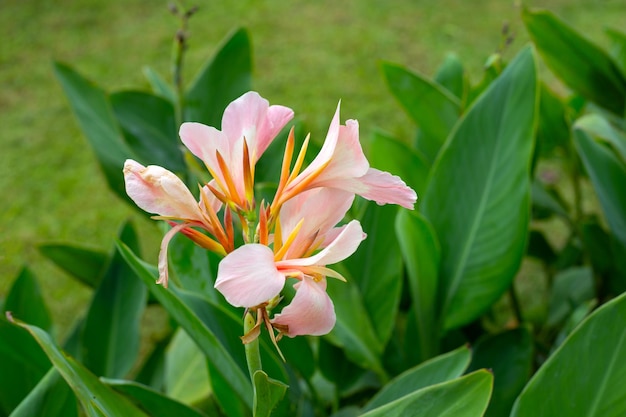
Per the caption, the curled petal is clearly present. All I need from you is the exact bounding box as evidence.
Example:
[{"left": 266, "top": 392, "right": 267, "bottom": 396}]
[
  {"left": 271, "top": 277, "right": 335, "bottom": 337},
  {"left": 123, "top": 159, "right": 203, "bottom": 221},
  {"left": 157, "top": 223, "right": 189, "bottom": 287},
  {"left": 215, "top": 244, "right": 285, "bottom": 308}
]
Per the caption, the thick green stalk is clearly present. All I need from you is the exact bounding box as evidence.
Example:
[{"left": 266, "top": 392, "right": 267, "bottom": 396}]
[{"left": 244, "top": 312, "right": 262, "bottom": 381}]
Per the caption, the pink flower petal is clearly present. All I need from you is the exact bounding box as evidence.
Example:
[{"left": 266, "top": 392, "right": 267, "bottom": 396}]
[
  {"left": 123, "top": 159, "right": 203, "bottom": 221},
  {"left": 215, "top": 244, "right": 285, "bottom": 308},
  {"left": 179, "top": 122, "right": 229, "bottom": 176},
  {"left": 271, "top": 277, "right": 335, "bottom": 337}
]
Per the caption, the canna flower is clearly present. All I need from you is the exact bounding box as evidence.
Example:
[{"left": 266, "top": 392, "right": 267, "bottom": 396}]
[{"left": 180, "top": 91, "right": 293, "bottom": 212}]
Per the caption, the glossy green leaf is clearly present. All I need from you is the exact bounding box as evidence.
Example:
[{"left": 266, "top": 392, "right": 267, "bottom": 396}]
[
  {"left": 0, "top": 318, "right": 50, "bottom": 416},
  {"left": 467, "top": 328, "right": 533, "bottom": 417},
  {"left": 362, "top": 370, "right": 492, "bottom": 417},
  {"left": 103, "top": 378, "right": 208, "bottom": 417},
  {"left": 547, "top": 266, "right": 594, "bottom": 327},
  {"left": 343, "top": 204, "right": 403, "bottom": 346},
  {"left": 252, "top": 371, "right": 288, "bottom": 417},
  {"left": 38, "top": 244, "right": 108, "bottom": 288},
  {"left": 574, "top": 117, "right": 626, "bottom": 246},
  {"left": 395, "top": 210, "right": 440, "bottom": 362},
  {"left": 367, "top": 130, "right": 429, "bottom": 198},
  {"left": 116, "top": 242, "right": 253, "bottom": 410},
  {"left": 363, "top": 344, "right": 471, "bottom": 412},
  {"left": 422, "top": 46, "right": 538, "bottom": 330},
  {"left": 143, "top": 66, "right": 176, "bottom": 104},
  {"left": 53, "top": 62, "right": 134, "bottom": 200},
  {"left": 184, "top": 28, "right": 252, "bottom": 126},
  {"left": 381, "top": 61, "right": 461, "bottom": 162},
  {"left": 5, "top": 268, "right": 51, "bottom": 332},
  {"left": 111, "top": 91, "right": 185, "bottom": 173},
  {"left": 434, "top": 53, "right": 467, "bottom": 103},
  {"left": 467, "top": 53, "right": 502, "bottom": 105},
  {"left": 522, "top": 8, "right": 626, "bottom": 115},
  {"left": 7, "top": 319, "right": 148, "bottom": 417},
  {"left": 9, "top": 368, "right": 77, "bottom": 417},
  {"left": 511, "top": 292, "right": 626, "bottom": 416},
  {"left": 165, "top": 329, "right": 211, "bottom": 405},
  {"left": 81, "top": 222, "right": 147, "bottom": 379}
]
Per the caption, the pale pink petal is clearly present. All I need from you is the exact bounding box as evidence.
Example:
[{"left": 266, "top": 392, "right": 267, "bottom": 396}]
[
  {"left": 157, "top": 223, "right": 189, "bottom": 287},
  {"left": 123, "top": 159, "right": 203, "bottom": 221},
  {"left": 325, "top": 168, "right": 417, "bottom": 210},
  {"left": 255, "top": 104, "right": 294, "bottom": 159},
  {"left": 271, "top": 277, "right": 335, "bottom": 337},
  {"left": 276, "top": 220, "right": 366, "bottom": 269},
  {"left": 215, "top": 244, "right": 285, "bottom": 308},
  {"left": 179, "top": 122, "right": 230, "bottom": 176}
]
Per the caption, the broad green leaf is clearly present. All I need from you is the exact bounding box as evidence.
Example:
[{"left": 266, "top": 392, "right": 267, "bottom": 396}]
[
  {"left": 5, "top": 268, "right": 51, "bottom": 332},
  {"left": 511, "top": 292, "right": 626, "bottom": 417},
  {"left": 574, "top": 117, "right": 626, "bottom": 246},
  {"left": 184, "top": 28, "right": 252, "bottom": 126},
  {"left": 551, "top": 299, "right": 597, "bottom": 351},
  {"left": 522, "top": 8, "right": 626, "bottom": 115},
  {"left": 363, "top": 344, "right": 471, "bottom": 412},
  {"left": 81, "top": 222, "right": 147, "bottom": 379},
  {"left": 395, "top": 211, "right": 440, "bottom": 362},
  {"left": 367, "top": 130, "right": 429, "bottom": 198},
  {"left": 103, "top": 378, "right": 208, "bottom": 417},
  {"left": 574, "top": 113, "right": 626, "bottom": 166},
  {"left": 53, "top": 62, "right": 135, "bottom": 200},
  {"left": 362, "top": 370, "right": 492, "bottom": 417},
  {"left": 143, "top": 66, "right": 176, "bottom": 104},
  {"left": 111, "top": 91, "right": 185, "bottom": 173},
  {"left": 342, "top": 204, "right": 403, "bottom": 346},
  {"left": 467, "top": 53, "right": 502, "bottom": 105},
  {"left": 0, "top": 318, "right": 50, "bottom": 416},
  {"left": 7, "top": 319, "right": 148, "bottom": 417},
  {"left": 434, "top": 53, "right": 467, "bottom": 103},
  {"left": 165, "top": 329, "right": 211, "bottom": 405},
  {"left": 381, "top": 61, "right": 461, "bottom": 162},
  {"left": 467, "top": 328, "right": 533, "bottom": 417},
  {"left": 38, "top": 244, "right": 108, "bottom": 288},
  {"left": 547, "top": 266, "right": 594, "bottom": 327},
  {"left": 116, "top": 242, "right": 253, "bottom": 410},
  {"left": 9, "top": 368, "right": 77, "bottom": 417},
  {"left": 607, "top": 28, "right": 626, "bottom": 77},
  {"left": 536, "top": 83, "right": 570, "bottom": 158},
  {"left": 252, "top": 371, "right": 288, "bottom": 417},
  {"left": 318, "top": 339, "right": 378, "bottom": 398},
  {"left": 422, "top": 46, "right": 538, "bottom": 330},
  {"left": 134, "top": 335, "right": 169, "bottom": 392}
]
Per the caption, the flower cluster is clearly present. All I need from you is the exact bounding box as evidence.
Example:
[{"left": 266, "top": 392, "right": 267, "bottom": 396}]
[{"left": 123, "top": 92, "right": 416, "bottom": 344}]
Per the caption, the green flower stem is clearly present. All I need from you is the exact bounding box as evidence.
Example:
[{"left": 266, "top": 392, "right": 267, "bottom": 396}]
[{"left": 244, "top": 312, "right": 262, "bottom": 381}]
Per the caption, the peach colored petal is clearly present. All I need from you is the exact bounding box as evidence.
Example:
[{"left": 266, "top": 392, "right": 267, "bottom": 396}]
[
  {"left": 123, "top": 159, "right": 203, "bottom": 221},
  {"left": 179, "top": 122, "right": 229, "bottom": 176},
  {"left": 215, "top": 244, "right": 285, "bottom": 308},
  {"left": 271, "top": 277, "right": 335, "bottom": 337}
]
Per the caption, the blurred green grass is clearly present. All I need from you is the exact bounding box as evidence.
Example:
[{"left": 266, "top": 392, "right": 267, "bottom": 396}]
[{"left": 2, "top": 0, "right": 625, "bottom": 338}]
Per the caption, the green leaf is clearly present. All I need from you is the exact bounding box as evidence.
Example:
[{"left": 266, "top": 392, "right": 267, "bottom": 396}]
[
  {"left": 7, "top": 319, "right": 148, "bottom": 417},
  {"left": 9, "top": 368, "right": 78, "bottom": 417},
  {"left": 395, "top": 211, "right": 441, "bottom": 362},
  {"left": 81, "top": 222, "right": 147, "bottom": 379},
  {"left": 421, "top": 46, "right": 538, "bottom": 330},
  {"left": 574, "top": 113, "right": 626, "bottom": 166},
  {"left": 38, "top": 244, "right": 108, "bottom": 288},
  {"left": 0, "top": 318, "right": 50, "bottom": 416},
  {"left": 547, "top": 266, "right": 595, "bottom": 327},
  {"left": 367, "top": 130, "right": 429, "bottom": 198},
  {"left": 434, "top": 53, "right": 468, "bottom": 103},
  {"left": 252, "top": 371, "right": 288, "bottom": 417},
  {"left": 607, "top": 28, "right": 626, "bottom": 77},
  {"left": 110, "top": 91, "right": 185, "bottom": 173},
  {"left": 343, "top": 204, "right": 403, "bottom": 347},
  {"left": 103, "top": 378, "right": 208, "bottom": 417},
  {"left": 5, "top": 267, "right": 52, "bottom": 332},
  {"left": 143, "top": 66, "right": 176, "bottom": 104},
  {"left": 184, "top": 28, "right": 252, "bottom": 126},
  {"left": 116, "top": 242, "right": 253, "bottom": 411},
  {"left": 522, "top": 8, "right": 626, "bottom": 115},
  {"left": 363, "top": 344, "right": 471, "bottom": 412},
  {"left": 467, "top": 328, "right": 533, "bottom": 417},
  {"left": 381, "top": 61, "right": 461, "bottom": 162},
  {"left": 362, "top": 370, "right": 492, "bottom": 417},
  {"left": 530, "top": 180, "right": 570, "bottom": 221},
  {"left": 511, "top": 292, "right": 626, "bottom": 416},
  {"left": 536, "top": 83, "right": 570, "bottom": 157},
  {"left": 165, "top": 329, "right": 211, "bottom": 405},
  {"left": 53, "top": 62, "right": 135, "bottom": 200},
  {"left": 574, "top": 117, "right": 626, "bottom": 246}
]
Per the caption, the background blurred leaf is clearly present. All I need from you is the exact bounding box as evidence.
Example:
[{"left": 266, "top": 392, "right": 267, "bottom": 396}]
[
  {"left": 421, "top": 46, "right": 538, "bottom": 330},
  {"left": 184, "top": 28, "right": 252, "bottom": 126},
  {"left": 535, "top": 83, "right": 570, "bottom": 158},
  {"left": 9, "top": 368, "right": 77, "bottom": 417},
  {"left": 511, "top": 292, "right": 626, "bottom": 417},
  {"left": 607, "top": 28, "right": 626, "bottom": 76},
  {"left": 547, "top": 266, "right": 594, "bottom": 327},
  {"left": 523, "top": 8, "right": 626, "bottom": 115},
  {"left": 53, "top": 62, "right": 135, "bottom": 201},
  {"left": 434, "top": 54, "right": 467, "bottom": 103},
  {"left": 38, "top": 244, "right": 108, "bottom": 288},
  {"left": 81, "top": 222, "right": 147, "bottom": 379},
  {"left": 143, "top": 66, "right": 176, "bottom": 104},
  {"left": 4, "top": 267, "right": 52, "bottom": 333}
]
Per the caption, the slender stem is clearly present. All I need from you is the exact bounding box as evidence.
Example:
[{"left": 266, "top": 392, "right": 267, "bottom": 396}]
[{"left": 244, "top": 312, "right": 262, "bottom": 381}]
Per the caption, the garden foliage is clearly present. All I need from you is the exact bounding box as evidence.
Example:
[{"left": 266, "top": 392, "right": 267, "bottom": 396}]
[{"left": 2, "top": 7, "right": 626, "bottom": 417}]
